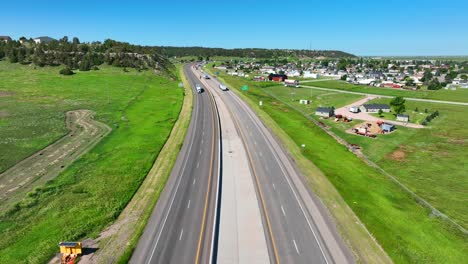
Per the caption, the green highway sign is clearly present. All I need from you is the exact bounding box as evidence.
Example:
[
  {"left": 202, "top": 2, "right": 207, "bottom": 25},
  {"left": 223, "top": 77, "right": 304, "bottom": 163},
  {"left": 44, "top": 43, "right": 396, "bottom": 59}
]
[{"left": 242, "top": 85, "right": 248, "bottom": 91}]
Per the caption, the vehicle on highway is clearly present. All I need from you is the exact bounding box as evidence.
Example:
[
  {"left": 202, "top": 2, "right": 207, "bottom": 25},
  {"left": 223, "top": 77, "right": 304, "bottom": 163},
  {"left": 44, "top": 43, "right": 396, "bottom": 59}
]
[
  {"left": 284, "top": 79, "right": 299, "bottom": 87},
  {"left": 195, "top": 83, "right": 203, "bottom": 93},
  {"left": 204, "top": 74, "right": 210, "bottom": 79},
  {"left": 219, "top": 84, "right": 228, "bottom": 91}
]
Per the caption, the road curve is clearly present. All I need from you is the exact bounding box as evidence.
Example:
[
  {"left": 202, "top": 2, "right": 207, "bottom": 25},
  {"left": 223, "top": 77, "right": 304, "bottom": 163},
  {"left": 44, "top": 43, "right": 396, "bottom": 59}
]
[
  {"left": 130, "top": 64, "right": 220, "bottom": 264},
  {"left": 199, "top": 70, "right": 355, "bottom": 264}
]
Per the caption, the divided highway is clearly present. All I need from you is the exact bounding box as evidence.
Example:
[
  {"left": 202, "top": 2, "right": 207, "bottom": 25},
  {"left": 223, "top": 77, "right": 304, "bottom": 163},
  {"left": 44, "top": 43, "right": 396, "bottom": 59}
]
[
  {"left": 130, "top": 64, "right": 220, "bottom": 264},
  {"left": 197, "top": 69, "right": 355, "bottom": 264},
  {"left": 131, "top": 64, "right": 354, "bottom": 264}
]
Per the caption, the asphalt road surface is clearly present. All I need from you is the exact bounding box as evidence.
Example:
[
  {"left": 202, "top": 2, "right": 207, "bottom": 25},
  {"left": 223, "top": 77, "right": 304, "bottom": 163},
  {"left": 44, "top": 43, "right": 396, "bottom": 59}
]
[
  {"left": 130, "top": 64, "right": 220, "bottom": 264},
  {"left": 198, "top": 70, "right": 355, "bottom": 264}
]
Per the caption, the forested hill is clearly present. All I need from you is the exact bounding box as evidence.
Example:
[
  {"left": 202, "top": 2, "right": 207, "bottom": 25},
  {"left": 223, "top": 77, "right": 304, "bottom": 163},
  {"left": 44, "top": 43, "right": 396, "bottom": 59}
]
[
  {"left": 0, "top": 38, "right": 176, "bottom": 77},
  {"left": 156, "top": 46, "right": 356, "bottom": 59}
]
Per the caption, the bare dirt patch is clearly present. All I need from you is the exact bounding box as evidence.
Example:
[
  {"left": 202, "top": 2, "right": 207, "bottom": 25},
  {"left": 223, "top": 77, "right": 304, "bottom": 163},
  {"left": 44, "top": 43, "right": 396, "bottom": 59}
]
[
  {"left": 0, "top": 90, "right": 15, "bottom": 97},
  {"left": 0, "top": 109, "right": 111, "bottom": 212},
  {"left": 0, "top": 110, "right": 9, "bottom": 118},
  {"left": 389, "top": 148, "right": 406, "bottom": 162}
]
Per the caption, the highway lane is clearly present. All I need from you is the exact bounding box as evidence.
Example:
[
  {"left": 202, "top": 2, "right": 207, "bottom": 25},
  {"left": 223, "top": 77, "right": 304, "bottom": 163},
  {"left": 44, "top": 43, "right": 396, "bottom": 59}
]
[
  {"left": 198, "top": 70, "right": 355, "bottom": 264},
  {"left": 130, "top": 64, "right": 220, "bottom": 264}
]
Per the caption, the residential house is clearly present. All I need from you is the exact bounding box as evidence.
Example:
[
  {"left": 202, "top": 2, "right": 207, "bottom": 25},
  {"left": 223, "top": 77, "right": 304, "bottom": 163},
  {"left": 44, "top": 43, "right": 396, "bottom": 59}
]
[
  {"left": 33, "top": 36, "right": 56, "bottom": 44},
  {"left": 268, "top": 74, "right": 287, "bottom": 82},
  {"left": 260, "top": 66, "right": 276, "bottom": 74},
  {"left": 396, "top": 114, "right": 409, "bottom": 122},
  {"left": 0, "top": 36, "right": 12, "bottom": 42},
  {"left": 253, "top": 76, "right": 265, "bottom": 82},
  {"left": 287, "top": 70, "right": 301, "bottom": 77},
  {"left": 315, "top": 107, "right": 334, "bottom": 118},
  {"left": 380, "top": 123, "right": 395, "bottom": 133},
  {"left": 303, "top": 71, "right": 319, "bottom": 78},
  {"left": 360, "top": 104, "right": 391, "bottom": 113},
  {"left": 214, "top": 65, "right": 228, "bottom": 70}
]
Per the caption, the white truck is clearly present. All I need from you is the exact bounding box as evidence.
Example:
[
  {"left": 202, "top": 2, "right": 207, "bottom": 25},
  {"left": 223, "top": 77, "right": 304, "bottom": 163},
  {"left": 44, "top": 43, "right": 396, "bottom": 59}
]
[
  {"left": 219, "top": 84, "right": 228, "bottom": 91},
  {"left": 284, "top": 79, "right": 299, "bottom": 87},
  {"left": 195, "top": 83, "right": 203, "bottom": 93}
]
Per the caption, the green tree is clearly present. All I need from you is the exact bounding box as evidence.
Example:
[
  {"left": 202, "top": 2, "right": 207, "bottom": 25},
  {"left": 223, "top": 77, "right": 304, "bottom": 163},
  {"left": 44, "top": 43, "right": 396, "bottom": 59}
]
[
  {"left": 378, "top": 109, "right": 383, "bottom": 117},
  {"left": 8, "top": 49, "right": 18, "bottom": 63},
  {"left": 390, "top": 96, "right": 406, "bottom": 114},
  {"left": 427, "top": 79, "right": 441, "bottom": 90}
]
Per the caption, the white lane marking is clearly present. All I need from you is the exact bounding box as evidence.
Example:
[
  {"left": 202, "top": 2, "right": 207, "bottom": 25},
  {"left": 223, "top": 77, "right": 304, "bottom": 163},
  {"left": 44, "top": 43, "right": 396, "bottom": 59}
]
[
  {"left": 193, "top": 178, "right": 196, "bottom": 185},
  {"left": 228, "top": 88, "right": 330, "bottom": 264},
  {"left": 254, "top": 141, "right": 257, "bottom": 145},
  {"left": 147, "top": 75, "right": 200, "bottom": 263},
  {"left": 197, "top": 162, "right": 200, "bottom": 168},
  {"left": 203, "top": 131, "right": 205, "bottom": 136},
  {"left": 179, "top": 229, "right": 184, "bottom": 240},
  {"left": 281, "top": 205, "right": 286, "bottom": 216},
  {"left": 293, "top": 239, "right": 300, "bottom": 254},
  {"left": 200, "top": 149, "right": 202, "bottom": 155},
  {"left": 201, "top": 139, "right": 204, "bottom": 144},
  {"left": 259, "top": 152, "right": 263, "bottom": 157},
  {"left": 187, "top": 200, "right": 191, "bottom": 208},
  {"left": 272, "top": 183, "right": 276, "bottom": 190}
]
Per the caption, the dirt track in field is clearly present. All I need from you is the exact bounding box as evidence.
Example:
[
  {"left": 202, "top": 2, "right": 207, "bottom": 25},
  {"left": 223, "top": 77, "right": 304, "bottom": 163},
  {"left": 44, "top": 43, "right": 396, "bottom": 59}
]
[{"left": 0, "top": 110, "right": 111, "bottom": 212}]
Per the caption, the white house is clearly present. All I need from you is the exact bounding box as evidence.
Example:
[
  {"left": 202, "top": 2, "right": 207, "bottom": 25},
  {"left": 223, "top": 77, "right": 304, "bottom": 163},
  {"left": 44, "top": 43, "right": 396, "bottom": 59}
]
[
  {"left": 396, "top": 114, "right": 409, "bottom": 122},
  {"left": 287, "top": 70, "right": 301, "bottom": 77},
  {"left": 303, "top": 71, "right": 319, "bottom": 78},
  {"left": 33, "top": 36, "right": 56, "bottom": 44}
]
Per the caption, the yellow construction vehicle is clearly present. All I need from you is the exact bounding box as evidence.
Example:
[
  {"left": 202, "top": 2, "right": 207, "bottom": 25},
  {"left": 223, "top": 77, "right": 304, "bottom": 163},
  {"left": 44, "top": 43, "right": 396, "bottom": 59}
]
[{"left": 59, "top": 241, "right": 82, "bottom": 264}]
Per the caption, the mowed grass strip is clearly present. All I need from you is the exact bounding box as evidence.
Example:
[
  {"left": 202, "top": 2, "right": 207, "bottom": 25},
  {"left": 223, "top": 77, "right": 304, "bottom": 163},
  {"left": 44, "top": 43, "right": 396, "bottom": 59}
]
[
  {"left": 208, "top": 70, "right": 467, "bottom": 263},
  {"left": 0, "top": 62, "right": 183, "bottom": 263},
  {"left": 309, "top": 80, "right": 468, "bottom": 103}
]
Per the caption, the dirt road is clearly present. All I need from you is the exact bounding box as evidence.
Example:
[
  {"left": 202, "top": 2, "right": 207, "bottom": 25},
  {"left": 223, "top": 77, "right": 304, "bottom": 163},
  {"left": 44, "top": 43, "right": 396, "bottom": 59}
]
[{"left": 0, "top": 110, "right": 111, "bottom": 212}]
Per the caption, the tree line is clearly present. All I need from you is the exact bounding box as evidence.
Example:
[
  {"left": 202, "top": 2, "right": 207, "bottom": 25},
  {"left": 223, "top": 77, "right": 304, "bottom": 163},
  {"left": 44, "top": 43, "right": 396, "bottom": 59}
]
[{"left": 0, "top": 37, "right": 175, "bottom": 77}]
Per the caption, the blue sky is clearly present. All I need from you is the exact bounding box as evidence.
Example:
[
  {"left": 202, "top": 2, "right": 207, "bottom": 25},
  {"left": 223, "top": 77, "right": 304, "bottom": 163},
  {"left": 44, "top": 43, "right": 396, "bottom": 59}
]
[{"left": 2, "top": 0, "right": 467, "bottom": 56}]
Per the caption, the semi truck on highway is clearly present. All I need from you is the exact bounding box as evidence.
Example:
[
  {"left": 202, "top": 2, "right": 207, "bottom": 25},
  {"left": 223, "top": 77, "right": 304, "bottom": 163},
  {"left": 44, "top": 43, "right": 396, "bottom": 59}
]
[
  {"left": 284, "top": 79, "right": 299, "bottom": 87},
  {"left": 196, "top": 83, "right": 203, "bottom": 93},
  {"left": 219, "top": 84, "right": 228, "bottom": 91}
]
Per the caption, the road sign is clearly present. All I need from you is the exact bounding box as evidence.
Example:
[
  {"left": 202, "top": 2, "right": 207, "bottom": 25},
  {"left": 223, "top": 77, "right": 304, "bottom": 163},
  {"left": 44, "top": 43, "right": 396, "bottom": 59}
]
[
  {"left": 242, "top": 85, "right": 248, "bottom": 91},
  {"left": 259, "top": 101, "right": 263, "bottom": 106}
]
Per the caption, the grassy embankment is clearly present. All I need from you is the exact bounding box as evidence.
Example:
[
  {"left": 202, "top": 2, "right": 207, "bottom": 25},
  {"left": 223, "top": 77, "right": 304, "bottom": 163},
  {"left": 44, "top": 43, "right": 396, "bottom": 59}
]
[
  {"left": 0, "top": 61, "right": 183, "bottom": 263},
  {"left": 261, "top": 82, "right": 468, "bottom": 230},
  {"left": 308, "top": 80, "right": 468, "bottom": 103},
  {"left": 113, "top": 65, "right": 193, "bottom": 263},
  {"left": 206, "top": 68, "right": 467, "bottom": 263}
]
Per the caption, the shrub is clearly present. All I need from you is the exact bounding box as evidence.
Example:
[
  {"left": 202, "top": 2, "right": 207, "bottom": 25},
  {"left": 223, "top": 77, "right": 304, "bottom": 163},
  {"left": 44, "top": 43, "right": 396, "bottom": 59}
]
[{"left": 59, "top": 67, "right": 74, "bottom": 75}]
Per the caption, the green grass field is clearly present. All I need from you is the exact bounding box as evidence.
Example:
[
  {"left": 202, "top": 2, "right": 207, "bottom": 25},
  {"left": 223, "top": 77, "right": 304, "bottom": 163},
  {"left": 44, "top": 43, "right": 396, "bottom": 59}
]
[
  {"left": 308, "top": 80, "right": 468, "bottom": 103},
  {"left": 324, "top": 97, "right": 468, "bottom": 228},
  {"left": 262, "top": 84, "right": 364, "bottom": 112},
  {"left": 208, "top": 69, "right": 468, "bottom": 263},
  {"left": 0, "top": 61, "right": 183, "bottom": 263}
]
